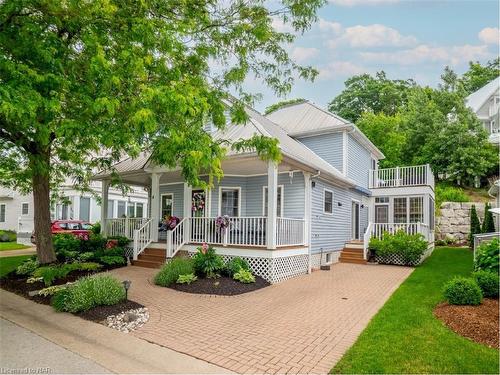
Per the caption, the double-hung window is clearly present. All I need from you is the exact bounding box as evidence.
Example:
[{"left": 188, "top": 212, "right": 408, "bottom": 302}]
[
  {"left": 0, "top": 204, "right": 5, "bottom": 222},
  {"left": 393, "top": 197, "right": 407, "bottom": 223},
  {"left": 220, "top": 188, "right": 240, "bottom": 217},
  {"left": 21, "top": 203, "right": 29, "bottom": 215},
  {"left": 324, "top": 189, "right": 333, "bottom": 214},
  {"left": 161, "top": 194, "right": 173, "bottom": 218},
  {"left": 409, "top": 197, "right": 424, "bottom": 223}
]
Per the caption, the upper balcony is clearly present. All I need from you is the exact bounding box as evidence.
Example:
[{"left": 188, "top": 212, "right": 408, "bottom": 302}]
[{"left": 369, "top": 164, "right": 434, "bottom": 190}]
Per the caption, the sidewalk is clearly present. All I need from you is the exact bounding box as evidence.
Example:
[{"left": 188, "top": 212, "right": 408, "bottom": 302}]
[
  {"left": 0, "top": 247, "right": 36, "bottom": 257},
  {"left": 0, "top": 290, "right": 231, "bottom": 374}
]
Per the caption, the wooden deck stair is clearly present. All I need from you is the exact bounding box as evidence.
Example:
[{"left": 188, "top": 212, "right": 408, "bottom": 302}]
[
  {"left": 131, "top": 247, "right": 166, "bottom": 269},
  {"left": 339, "top": 240, "right": 367, "bottom": 265}
]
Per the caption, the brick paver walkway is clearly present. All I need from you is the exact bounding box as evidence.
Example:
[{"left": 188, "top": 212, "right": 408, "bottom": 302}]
[{"left": 111, "top": 263, "right": 413, "bottom": 374}]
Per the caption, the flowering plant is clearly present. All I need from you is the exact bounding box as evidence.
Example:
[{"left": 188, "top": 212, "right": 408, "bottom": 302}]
[
  {"left": 106, "top": 239, "right": 118, "bottom": 249},
  {"left": 164, "top": 215, "right": 180, "bottom": 230},
  {"left": 215, "top": 215, "right": 230, "bottom": 231},
  {"left": 191, "top": 193, "right": 205, "bottom": 212}
]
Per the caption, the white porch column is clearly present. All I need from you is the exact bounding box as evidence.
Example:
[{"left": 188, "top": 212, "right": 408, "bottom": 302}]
[
  {"left": 266, "top": 161, "right": 278, "bottom": 249},
  {"left": 100, "top": 180, "right": 110, "bottom": 236},
  {"left": 303, "top": 172, "right": 312, "bottom": 273},
  {"left": 183, "top": 182, "right": 192, "bottom": 243},
  {"left": 150, "top": 173, "right": 161, "bottom": 242}
]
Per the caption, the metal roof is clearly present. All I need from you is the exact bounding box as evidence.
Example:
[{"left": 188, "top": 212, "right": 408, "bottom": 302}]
[
  {"left": 466, "top": 77, "right": 500, "bottom": 113},
  {"left": 266, "top": 101, "right": 384, "bottom": 159}
]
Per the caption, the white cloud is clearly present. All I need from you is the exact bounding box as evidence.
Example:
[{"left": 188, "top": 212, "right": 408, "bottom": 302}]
[
  {"left": 271, "top": 17, "right": 294, "bottom": 33},
  {"left": 328, "top": 24, "right": 417, "bottom": 48},
  {"left": 318, "top": 18, "right": 342, "bottom": 34},
  {"left": 318, "top": 61, "right": 367, "bottom": 80},
  {"left": 291, "top": 47, "right": 320, "bottom": 63},
  {"left": 360, "top": 44, "right": 491, "bottom": 66},
  {"left": 329, "top": 0, "right": 399, "bottom": 6},
  {"left": 478, "top": 27, "right": 500, "bottom": 44}
]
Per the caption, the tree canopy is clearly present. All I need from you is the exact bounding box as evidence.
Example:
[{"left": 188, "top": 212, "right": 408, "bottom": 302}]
[
  {"left": 0, "top": 0, "right": 325, "bottom": 263},
  {"left": 264, "top": 98, "right": 306, "bottom": 115}
]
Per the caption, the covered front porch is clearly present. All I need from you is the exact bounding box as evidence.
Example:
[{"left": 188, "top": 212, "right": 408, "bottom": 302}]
[{"left": 98, "top": 156, "right": 310, "bottom": 260}]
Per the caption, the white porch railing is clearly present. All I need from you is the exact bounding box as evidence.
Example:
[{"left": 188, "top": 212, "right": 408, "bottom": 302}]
[
  {"left": 363, "top": 222, "right": 373, "bottom": 260},
  {"left": 276, "top": 217, "right": 306, "bottom": 247},
  {"left": 369, "top": 164, "right": 434, "bottom": 189},
  {"left": 107, "top": 218, "right": 149, "bottom": 239},
  {"left": 133, "top": 219, "right": 152, "bottom": 260},
  {"left": 167, "top": 218, "right": 187, "bottom": 258}
]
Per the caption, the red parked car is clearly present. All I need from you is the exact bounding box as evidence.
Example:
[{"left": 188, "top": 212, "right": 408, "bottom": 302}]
[{"left": 31, "top": 220, "right": 93, "bottom": 243}]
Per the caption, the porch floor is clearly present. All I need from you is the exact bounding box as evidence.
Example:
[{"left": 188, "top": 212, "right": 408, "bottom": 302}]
[{"left": 109, "top": 263, "right": 413, "bottom": 374}]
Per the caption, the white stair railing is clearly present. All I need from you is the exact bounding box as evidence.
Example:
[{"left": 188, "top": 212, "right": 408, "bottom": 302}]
[
  {"left": 167, "top": 218, "right": 187, "bottom": 258},
  {"left": 132, "top": 219, "right": 153, "bottom": 260},
  {"left": 108, "top": 217, "right": 150, "bottom": 239},
  {"left": 363, "top": 222, "right": 373, "bottom": 260}
]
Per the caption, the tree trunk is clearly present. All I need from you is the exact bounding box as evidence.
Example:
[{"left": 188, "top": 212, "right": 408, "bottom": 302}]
[{"left": 32, "top": 151, "right": 56, "bottom": 264}]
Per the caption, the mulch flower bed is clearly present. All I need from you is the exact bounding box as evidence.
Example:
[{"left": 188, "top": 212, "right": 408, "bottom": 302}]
[
  {"left": 168, "top": 275, "right": 270, "bottom": 296},
  {"left": 77, "top": 300, "right": 144, "bottom": 322},
  {"left": 434, "top": 298, "right": 499, "bottom": 348}
]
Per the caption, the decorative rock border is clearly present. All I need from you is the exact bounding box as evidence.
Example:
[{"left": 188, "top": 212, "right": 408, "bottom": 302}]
[{"left": 106, "top": 307, "right": 149, "bottom": 333}]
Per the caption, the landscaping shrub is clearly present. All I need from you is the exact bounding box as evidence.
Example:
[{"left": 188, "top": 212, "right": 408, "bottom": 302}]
[
  {"left": 107, "top": 236, "right": 130, "bottom": 247},
  {"left": 473, "top": 270, "right": 499, "bottom": 298},
  {"left": 369, "top": 230, "right": 428, "bottom": 265},
  {"left": 468, "top": 205, "right": 481, "bottom": 247},
  {"left": 52, "top": 275, "right": 125, "bottom": 313},
  {"left": 176, "top": 273, "right": 197, "bottom": 284},
  {"left": 192, "top": 243, "right": 224, "bottom": 278},
  {"left": 226, "top": 257, "right": 250, "bottom": 276},
  {"left": 33, "top": 262, "right": 102, "bottom": 286},
  {"left": 91, "top": 222, "right": 101, "bottom": 235},
  {"left": 53, "top": 233, "right": 81, "bottom": 253},
  {"left": 474, "top": 237, "right": 499, "bottom": 274},
  {"left": 98, "top": 255, "right": 126, "bottom": 266},
  {"left": 80, "top": 234, "right": 107, "bottom": 252},
  {"left": 38, "top": 285, "right": 68, "bottom": 297},
  {"left": 0, "top": 230, "right": 16, "bottom": 242},
  {"left": 16, "top": 259, "right": 39, "bottom": 276},
  {"left": 154, "top": 258, "right": 194, "bottom": 287},
  {"left": 233, "top": 269, "right": 255, "bottom": 283},
  {"left": 435, "top": 183, "right": 468, "bottom": 209},
  {"left": 481, "top": 202, "right": 496, "bottom": 233},
  {"left": 77, "top": 252, "right": 95, "bottom": 262},
  {"left": 443, "top": 277, "right": 482, "bottom": 305}
]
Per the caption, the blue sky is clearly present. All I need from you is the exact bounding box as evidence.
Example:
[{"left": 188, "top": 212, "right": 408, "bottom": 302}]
[{"left": 250, "top": 0, "right": 499, "bottom": 112}]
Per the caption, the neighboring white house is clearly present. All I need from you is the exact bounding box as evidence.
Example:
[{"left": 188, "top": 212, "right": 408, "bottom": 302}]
[
  {"left": 93, "top": 100, "right": 435, "bottom": 283},
  {"left": 466, "top": 76, "right": 500, "bottom": 145},
  {"left": 0, "top": 181, "right": 148, "bottom": 241}
]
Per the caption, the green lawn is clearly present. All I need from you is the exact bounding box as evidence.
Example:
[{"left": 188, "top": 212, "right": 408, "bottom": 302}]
[
  {"left": 0, "top": 255, "right": 31, "bottom": 277},
  {"left": 0, "top": 242, "right": 30, "bottom": 251},
  {"left": 332, "top": 247, "right": 499, "bottom": 374}
]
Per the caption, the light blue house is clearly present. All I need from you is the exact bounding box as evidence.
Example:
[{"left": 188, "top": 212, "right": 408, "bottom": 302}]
[{"left": 95, "top": 101, "right": 435, "bottom": 283}]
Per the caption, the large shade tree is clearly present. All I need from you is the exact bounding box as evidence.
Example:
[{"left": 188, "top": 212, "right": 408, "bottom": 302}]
[{"left": 0, "top": 0, "right": 325, "bottom": 263}]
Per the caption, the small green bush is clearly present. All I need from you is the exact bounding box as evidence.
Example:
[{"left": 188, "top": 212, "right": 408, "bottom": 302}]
[
  {"left": 107, "top": 236, "right": 130, "bottom": 247},
  {"left": 80, "top": 234, "right": 107, "bottom": 252},
  {"left": 91, "top": 222, "right": 101, "bottom": 235},
  {"left": 53, "top": 233, "right": 81, "bottom": 253},
  {"left": 468, "top": 205, "right": 481, "bottom": 247},
  {"left": 233, "top": 269, "right": 255, "bottom": 283},
  {"left": 16, "top": 259, "right": 39, "bottom": 276},
  {"left": 154, "top": 258, "right": 194, "bottom": 287},
  {"left": 33, "top": 262, "right": 101, "bottom": 286},
  {"left": 0, "top": 230, "right": 16, "bottom": 242},
  {"left": 473, "top": 270, "right": 499, "bottom": 298},
  {"left": 78, "top": 252, "right": 95, "bottom": 262},
  {"left": 443, "top": 277, "right": 482, "bottom": 305},
  {"left": 226, "top": 257, "right": 250, "bottom": 276},
  {"left": 176, "top": 273, "right": 197, "bottom": 284},
  {"left": 52, "top": 275, "right": 125, "bottom": 313},
  {"left": 192, "top": 244, "right": 224, "bottom": 278},
  {"left": 474, "top": 237, "right": 499, "bottom": 274},
  {"left": 369, "top": 230, "right": 428, "bottom": 265},
  {"left": 98, "top": 255, "right": 126, "bottom": 266},
  {"left": 38, "top": 284, "right": 68, "bottom": 297},
  {"left": 435, "top": 183, "right": 468, "bottom": 209}
]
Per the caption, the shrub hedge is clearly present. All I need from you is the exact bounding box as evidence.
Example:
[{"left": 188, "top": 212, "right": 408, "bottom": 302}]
[
  {"left": 474, "top": 237, "right": 499, "bottom": 274},
  {"left": 154, "top": 258, "right": 194, "bottom": 287},
  {"left": 473, "top": 270, "right": 499, "bottom": 298},
  {"left": 443, "top": 277, "right": 482, "bottom": 305},
  {"left": 369, "top": 230, "right": 428, "bottom": 265}
]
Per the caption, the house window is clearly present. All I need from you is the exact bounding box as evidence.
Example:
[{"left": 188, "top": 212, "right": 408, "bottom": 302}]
[
  {"left": 127, "top": 202, "right": 135, "bottom": 218},
  {"left": 136, "top": 203, "right": 144, "bottom": 218},
  {"left": 375, "top": 197, "right": 389, "bottom": 203},
  {"left": 263, "top": 186, "right": 283, "bottom": 217},
  {"left": 429, "top": 197, "right": 435, "bottom": 230},
  {"left": 117, "top": 201, "right": 126, "bottom": 218},
  {"left": 21, "top": 203, "right": 29, "bottom": 215},
  {"left": 107, "top": 199, "right": 114, "bottom": 218},
  {"left": 409, "top": 197, "right": 424, "bottom": 223},
  {"left": 0, "top": 204, "right": 5, "bottom": 222},
  {"left": 79, "top": 197, "right": 90, "bottom": 221},
  {"left": 393, "top": 197, "right": 407, "bottom": 223},
  {"left": 371, "top": 158, "right": 377, "bottom": 170},
  {"left": 56, "top": 203, "right": 69, "bottom": 220},
  {"left": 220, "top": 188, "right": 240, "bottom": 216},
  {"left": 324, "top": 189, "right": 333, "bottom": 214},
  {"left": 161, "top": 194, "right": 173, "bottom": 219}
]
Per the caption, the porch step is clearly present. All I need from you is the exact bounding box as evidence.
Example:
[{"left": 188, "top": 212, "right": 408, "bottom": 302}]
[
  {"left": 131, "top": 259, "right": 163, "bottom": 269},
  {"left": 142, "top": 248, "right": 166, "bottom": 256},
  {"left": 339, "top": 243, "right": 367, "bottom": 265},
  {"left": 138, "top": 254, "right": 165, "bottom": 262}
]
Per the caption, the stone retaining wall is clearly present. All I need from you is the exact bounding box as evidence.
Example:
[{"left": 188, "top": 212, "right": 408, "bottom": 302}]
[{"left": 436, "top": 202, "right": 496, "bottom": 242}]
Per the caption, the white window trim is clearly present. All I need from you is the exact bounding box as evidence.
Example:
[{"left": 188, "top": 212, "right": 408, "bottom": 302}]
[
  {"left": 218, "top": 186, "right": 241, "bottom": 217},
  {"left": 160, "top": 193, "right": 174, "bottom": 218},
  {"left": 323, "top": 188, "right": 334, "bottom": 215},
  {"left": 262, "top": 185, "right": 284, "bottom": 217},
  {"left": 21, "top": 202, "right": 29, "bottom": 216},
  {"left": 0, "top": 204, "right": 5, "bottom": 222},
  {"left": 78, "top": 196, "right": 91, "bottom": 222},
  {"left": 351, "top": 198, "right": 361, "bottom": 240}
]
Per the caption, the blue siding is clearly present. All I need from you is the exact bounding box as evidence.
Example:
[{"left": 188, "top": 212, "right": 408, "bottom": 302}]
[
  {"left": 159, "top": 183, "right": 184, "bottom": 218},
  {"left": 210, "top": 176, "right": 248, "bottom": 217},
  {"left": 296, "top": 133, "right": 343, "bottom": 171},
  {"left": 347, "top": 134, "right": 371, "bottom": 188},
  {"left": 310, "top": 178, "right": 369, "bottom": 254}
]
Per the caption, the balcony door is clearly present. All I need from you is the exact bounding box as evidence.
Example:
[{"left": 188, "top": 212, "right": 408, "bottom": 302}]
[{"left": 351, "top": 201, "right": 360, "bottom": 240}]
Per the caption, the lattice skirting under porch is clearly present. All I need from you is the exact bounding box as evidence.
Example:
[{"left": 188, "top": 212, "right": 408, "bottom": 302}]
[
  {"left": 186, "top": 251, "right": 309, "bottom": 284},
  {"left": 374, "top": 244, "right": 435, "bottom": 266}
]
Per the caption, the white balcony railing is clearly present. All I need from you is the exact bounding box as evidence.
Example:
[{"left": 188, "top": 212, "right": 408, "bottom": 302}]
[
  {"left": 369, "top": 164, "right": 434, "bottom": 189},
  {"left": 107, "top": 217, "right": 150, "bottom": 239},
  {"left": 277, "top": 217, "right": 306, "bottom": 247}
]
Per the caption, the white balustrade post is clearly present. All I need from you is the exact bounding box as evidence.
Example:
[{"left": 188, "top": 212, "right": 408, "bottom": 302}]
[
  {"left": 167, "top": 230, "right": 172, "bottom": 258},
  {"left": 303, "top": 172, "right": 312, "bottom": 264},
  {"left": 266, "top": 161, "right": 278, "bottom": 250},
  {"left": 100, "top": 180, "right": 110, "bottom": 236},
  {"left": 183, "top": 183, "right": 191, "bottom": 242},
  {"left": 125, "top": 217, "right": 130, "bottom": 239},
  {"left": 150, "top": 172, "right": 161, "bottom": 242},
  {"left": 133, "top": 229, "right": 139, "bottom": 260},
  {"left": 223, "top": 227, "right": 228, "bottom": 247},
  {"left": 396, "top": 167, "right": 400, "bottom": 187}
]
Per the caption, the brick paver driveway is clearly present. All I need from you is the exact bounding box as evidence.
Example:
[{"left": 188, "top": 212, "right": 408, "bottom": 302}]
[{"left": 111, "top": 263, "right": 412, "bottom": 374}]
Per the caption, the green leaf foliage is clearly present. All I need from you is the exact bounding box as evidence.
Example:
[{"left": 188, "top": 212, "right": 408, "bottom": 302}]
[
  {"left": 192, "top": 245, "right": 225, "bottom": 278},
  {"left": 468, "top": 205, "right": 482, "bottom": 247},
  {"left": 264, "top": 98, "right": 306, "bottom": 115},
  {"left": 233, "top": 269, "right": 255, "bottom": 283},
  {"left": 369, "top": 230, "right": 428, "bottom": 265},
  {"left": 481, "top": 202, "right": 496, "bottom": 233},
  {"left": 473, "top": 270, "right": 499, "bottom": 298},
  {"left": 474, "top": 237, "right": 499, "bottom": 274},
  {"left": 443, "top": 277, "right": 482, "bottom": 305},
  {"left": 176, "top": 273, "right": 198, "bottom": 285},
  {"left": 226, "top": 257, "right": 250, "bottom": 276},
  {"left": 154, "top": 258, "right": 194, "bottom": 287}
]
